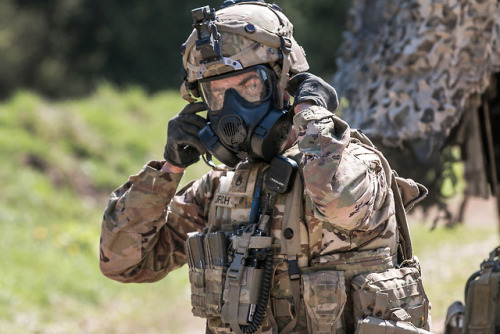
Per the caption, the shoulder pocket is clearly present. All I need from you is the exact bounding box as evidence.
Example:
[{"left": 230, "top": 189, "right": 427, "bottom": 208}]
[{"left": 395, "top": 176, "right": 428, "bottom": 212}]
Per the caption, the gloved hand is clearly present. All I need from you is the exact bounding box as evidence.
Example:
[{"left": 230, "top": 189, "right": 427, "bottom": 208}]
[
  {"left": 163, "top": 102, "right": 208, "bottom": 168},
  {"left": 286, "top": 72, "right": 339, "bottom": 112}
]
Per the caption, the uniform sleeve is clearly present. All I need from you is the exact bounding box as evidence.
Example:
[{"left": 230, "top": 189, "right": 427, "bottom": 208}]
[
  {"left": 99, "top": 160, "right": 202, "bottom": 283},
  {"left": 293, "top": 106, "right": 390, "bottom": 231}
]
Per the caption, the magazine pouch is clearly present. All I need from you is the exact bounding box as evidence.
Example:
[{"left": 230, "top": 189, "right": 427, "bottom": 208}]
[
  {"left": 204, "top": 231, "right": 228, "bottom": 317},
  {"left": 185, "top": 232, "right": 207, "bottom": 318}
]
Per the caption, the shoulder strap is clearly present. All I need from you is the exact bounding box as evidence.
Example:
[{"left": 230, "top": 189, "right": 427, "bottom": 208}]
[
  {"left": 281, "top": 174, "right": 304, "bottom": 260},
  {"left": 279, "top": 173, "right": 304, "bottom": 334}
]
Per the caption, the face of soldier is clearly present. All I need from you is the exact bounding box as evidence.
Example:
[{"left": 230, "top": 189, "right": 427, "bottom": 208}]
[
  {"left": 200, "top": 66, "right": 272, "bottom": 112},
  {"left": 197, "top": 65, "right": 293, "bottom": 167}
]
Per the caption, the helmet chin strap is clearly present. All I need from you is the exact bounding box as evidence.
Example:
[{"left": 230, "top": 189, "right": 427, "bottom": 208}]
[{"left": 277, "top": 36, "right": 292, "bottom": 110}]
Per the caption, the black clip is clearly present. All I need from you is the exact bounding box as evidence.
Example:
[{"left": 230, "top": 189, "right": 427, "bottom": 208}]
[
  {"left": 280, "top": 36, "right": 292, "bottom": 54},
  {"left": 287, "top": 257, "right": 301, "bottom": 281}
]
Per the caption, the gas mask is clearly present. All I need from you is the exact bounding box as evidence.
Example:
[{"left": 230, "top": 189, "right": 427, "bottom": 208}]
[{"left": 198, "top": 65, "right": 291, "bottom": 167}]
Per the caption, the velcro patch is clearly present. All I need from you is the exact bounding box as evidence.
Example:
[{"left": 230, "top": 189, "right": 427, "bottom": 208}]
[{"left": 214, "top": 194, "right": 234, "bottom": 208}]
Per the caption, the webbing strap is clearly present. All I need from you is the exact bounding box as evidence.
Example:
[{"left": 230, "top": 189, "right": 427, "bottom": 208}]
[
  {"left": 276, "top": 36, "right": 292, "bottom": 110},
  {"left": 390, "top": 173, "right": 413, "bottom": 262},
  {"left": 226, "top": 227, "right": 254, "bottom": 334},
  {"left": 279, "top": 174, "right": 304, "bottom": 334},
  {"left": 227, "top": 285, "right": 244, "bottom": 334},
  {"left": 281, "top": 174, "right": 303, "bottom": 256}
]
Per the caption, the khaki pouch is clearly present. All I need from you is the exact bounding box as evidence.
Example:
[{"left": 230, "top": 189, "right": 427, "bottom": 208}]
[
  {"left": 355, "top": 316, "right": 433, "bottom": 334},
  {"left": 185, "top": 231, "right": 230, "bottom": 319},
  {"left": 302, "top": 270, "right": 347, "bottom": 334},
  {"left": 204, "top": 232, "right": 228, "bottom": 317},
  {"left": 185, "top": 233, "right": 207, "bottom": 318},
  {"left": 351, "top": 267, "right": 430, "bottom": 331},
  {"left": 220, "top": 234, "right": 272, "bottom": 327},
  {"left": 188, "top": 267, "right": 207, "bottom": 317}
]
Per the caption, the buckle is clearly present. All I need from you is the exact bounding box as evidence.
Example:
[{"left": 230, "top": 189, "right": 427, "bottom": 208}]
[
  {"left": 287, "top": 257, "right": 300, "bottom": 280},
  {"left": 280, "top": 37, "right": 292, "bottom": 53},
  {"left": 227, "top": 251, "right": 247, "bottom": 282}
]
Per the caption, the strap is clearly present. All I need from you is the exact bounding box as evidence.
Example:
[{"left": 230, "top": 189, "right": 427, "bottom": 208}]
[
  {"left": 373, "top": 293, "right": 389, "bottom": 319},
  {"left": 227, "top": 285, "right": 244, "bottom": 334},
  {"left": 391, "top": 172, "right": 413, "bottom": 262},
  {"left": 279, "top": 173, "right": 304, "bottom": 334},
  {"left": 276, "top": 36, "right": 292, "bottom": 110},
  {"left": 281, "top": 174, "right": 303, "bottom": 256},
  {"left": 394, "top": 176, "right": 428, "bottom": 212},
  {"left": 226, "top": 225, "right": 255, "bottom": 334}
]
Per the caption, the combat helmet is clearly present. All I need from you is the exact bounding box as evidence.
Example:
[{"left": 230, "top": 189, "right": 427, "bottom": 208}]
[{"left": 180, "top": 0, "right": 309, "bottom": 104}]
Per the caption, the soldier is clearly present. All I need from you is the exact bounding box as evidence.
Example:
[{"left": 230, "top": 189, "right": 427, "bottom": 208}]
[{"left": 99, "top": 1, "right": 431, "bottom": 333}]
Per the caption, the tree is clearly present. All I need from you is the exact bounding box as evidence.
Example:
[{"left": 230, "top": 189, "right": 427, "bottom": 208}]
[{"left": 0, "top": 0, "right": 350, "bottom": 99}]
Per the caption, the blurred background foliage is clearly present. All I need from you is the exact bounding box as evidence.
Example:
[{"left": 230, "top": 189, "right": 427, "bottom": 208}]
[{"left": 0, "top": 0, "right": 351, "bottom": 100}]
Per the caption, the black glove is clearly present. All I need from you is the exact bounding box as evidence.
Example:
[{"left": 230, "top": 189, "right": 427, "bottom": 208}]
[
  {"left": 164, "top": 102, "right": 208, "bottom": 168},
  {"left": 286, "top": 72, "right": 339, "bottom": 112}
]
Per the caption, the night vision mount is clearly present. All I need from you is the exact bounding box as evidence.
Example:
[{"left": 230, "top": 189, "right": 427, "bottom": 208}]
[
  {"left": 192, "top": 6, "right": 223, "bottom": 64},
  {"left": 191, "top": 0, "right": 268, "bottom": 63},
  {"left": 191, "top": 5, "right": 243, "bottom": 78}
]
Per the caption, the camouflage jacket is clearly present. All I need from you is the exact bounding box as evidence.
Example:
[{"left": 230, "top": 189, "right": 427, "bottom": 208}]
[{"left": 99, "top": 105, "right": 398, "bottom": 333}]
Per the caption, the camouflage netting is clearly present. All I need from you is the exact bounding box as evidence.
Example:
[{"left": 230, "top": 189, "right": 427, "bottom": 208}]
[{"left": 333, "top": 0, "right": 500, "bottom": 225}]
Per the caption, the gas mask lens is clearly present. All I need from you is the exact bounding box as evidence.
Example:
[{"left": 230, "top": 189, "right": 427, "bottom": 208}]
[
  {"left": 199, "top": 66, "right": 272, "bottom": 111},
  {"left": 197, "top": 64, "right": 290, "bottom": 167}
]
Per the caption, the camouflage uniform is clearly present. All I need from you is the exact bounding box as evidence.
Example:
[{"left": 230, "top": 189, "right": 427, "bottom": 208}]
[
  {"left": 100, "top": 105, "right": 399, "bottom": 333},
  {"left": 100, "top": 2, "right": 431, "bottom": 333}
]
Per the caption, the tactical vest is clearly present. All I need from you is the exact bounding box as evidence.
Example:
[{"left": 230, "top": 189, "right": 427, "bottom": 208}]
[{"left": 185, "top": 130, "right": 432, "bottom": 334}]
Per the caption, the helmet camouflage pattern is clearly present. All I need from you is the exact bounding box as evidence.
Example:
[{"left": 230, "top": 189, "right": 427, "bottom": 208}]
[{"left": 180, "top": 1, "right": 309, "bottom": 101}]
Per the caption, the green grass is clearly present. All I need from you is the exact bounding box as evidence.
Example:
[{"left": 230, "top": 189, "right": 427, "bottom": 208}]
[
  {"left": 0, "top": 86, "right": 498, "bottom": 333},
  {"left": 411, "top": 222, "right": 498, "bottom": 328},
  {"left": 0, "top": 86, "right": 209, "bottom": 333}
]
